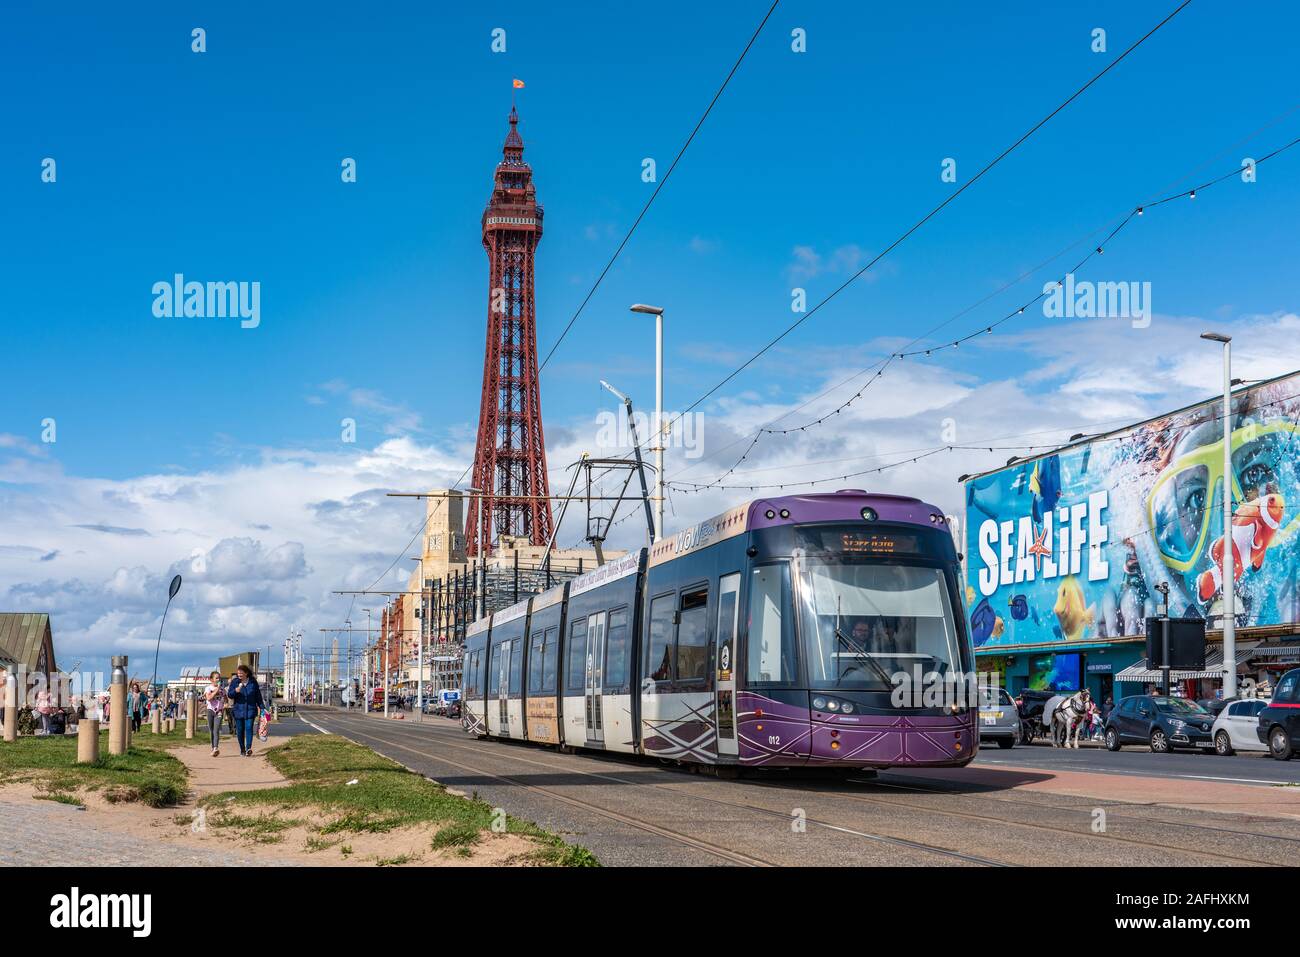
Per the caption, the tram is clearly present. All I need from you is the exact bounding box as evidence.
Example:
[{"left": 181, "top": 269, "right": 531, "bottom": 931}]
[{"left": 462, "top": 490, "right": 976, "bottom": 770}]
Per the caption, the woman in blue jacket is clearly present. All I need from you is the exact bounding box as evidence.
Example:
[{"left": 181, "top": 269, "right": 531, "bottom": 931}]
[{"left": 227, "top": 665, "right": 264, "bottom": 756}]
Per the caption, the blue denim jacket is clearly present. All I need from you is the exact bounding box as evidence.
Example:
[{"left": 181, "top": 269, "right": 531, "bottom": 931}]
[{"left": 227, "top": 677, "right": 264, "bottom": 719}]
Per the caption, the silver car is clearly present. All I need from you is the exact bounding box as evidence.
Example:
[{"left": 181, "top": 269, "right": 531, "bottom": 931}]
[{"left": 978, "top": 686, "right": 1020, "bottom": 749}]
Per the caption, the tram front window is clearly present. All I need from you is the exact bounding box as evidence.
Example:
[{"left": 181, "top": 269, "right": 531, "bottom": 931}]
[{"left": 798, "top": 562, "right": 962, "bottom": 690}]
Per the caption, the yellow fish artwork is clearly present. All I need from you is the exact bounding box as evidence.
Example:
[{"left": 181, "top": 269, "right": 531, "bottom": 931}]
[
  {"left": 966, "top": 585, "right": 976, "bottom": 606},
  {"left": 1053, "top": 576, "right": 1095, "bottom": 642},
  {"left": 991, "top": 615, "right": 1005, "bottom": 639}
]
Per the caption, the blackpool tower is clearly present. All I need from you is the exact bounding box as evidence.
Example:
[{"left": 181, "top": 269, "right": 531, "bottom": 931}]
[{"left": 466, "top": 106, "right": 554, "bottom": 556}]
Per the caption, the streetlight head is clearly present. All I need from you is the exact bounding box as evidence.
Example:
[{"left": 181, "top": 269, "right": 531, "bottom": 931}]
[
  {"left": 1200, "top": 331, "right": 1231, "bottom": 344},
  {"left": 629, "top": 303, "right": 664, "bottom": 316}
]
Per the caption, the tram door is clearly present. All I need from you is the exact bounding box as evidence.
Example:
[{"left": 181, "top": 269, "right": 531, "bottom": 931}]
[
  {"left": 584, "top": 612, "right": 607, "bottom": 744},
  {"left": 715, "top": 573, "right": 741, "bottom": 758},
  {"left": 496, "top": 639, "right": 511, "bottom": 736}
]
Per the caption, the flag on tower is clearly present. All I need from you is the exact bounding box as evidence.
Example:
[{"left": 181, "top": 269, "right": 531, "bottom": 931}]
[{"left": 512, "top": 78, "right": 525, "bottom": 89}]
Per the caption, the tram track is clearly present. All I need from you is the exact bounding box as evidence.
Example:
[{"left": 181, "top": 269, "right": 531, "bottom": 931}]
[
  {"left": 748, "top": 776, "right": 1278, "bottom": 867},
  {"left": 310, "top": 711, "right": 1010, "bottom": 866},
  {"left": 311, "top": 711, "right": 1287, "bottom": 866},
  {"left": 863, "top": 774, "right": 1300, "bottom": 847}
]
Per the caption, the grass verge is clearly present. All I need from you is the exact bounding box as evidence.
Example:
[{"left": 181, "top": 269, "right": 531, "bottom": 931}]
[
  {"left": 201, "top": 735, "right": 597, "bottom": 866},
  {"left": 0, "top": 724, "right": 191, "bottom": 807}
]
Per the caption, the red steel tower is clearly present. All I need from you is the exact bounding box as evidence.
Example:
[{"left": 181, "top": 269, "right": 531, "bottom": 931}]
[{"left": 467, "top": 106, "right": 554, "bottom": 556}]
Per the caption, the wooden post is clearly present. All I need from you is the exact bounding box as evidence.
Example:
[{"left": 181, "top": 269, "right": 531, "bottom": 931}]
[
  {"left": 185, "top": 696, "right": 196, "bottom": 739},
  {"left": 77, "top": 719, "right": 100, "bottom": 763},
  {"left": 2, "top": 672, "right": 17, "bottom": 742}
]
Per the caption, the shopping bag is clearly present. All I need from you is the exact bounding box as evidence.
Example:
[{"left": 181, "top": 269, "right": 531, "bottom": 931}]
[{"left": 257, "top": 709, "right": 270, "bottom": 742}]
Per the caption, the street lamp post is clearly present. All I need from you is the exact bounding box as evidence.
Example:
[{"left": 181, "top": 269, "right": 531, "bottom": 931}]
[
  {"left": 149, "top": 575, "right": 182, "bottom": 696},
  {"left": 409, "top": 557, "right": 425, "bottom": 720},
  {"left": 1201, "top": 331, "right": 1236, "bottom": 698},
  {"left": 467, "top": 486, "right": 485, "bottom": 619},
  {"left": 630, "top": 304, "right": 665, "bottom": 541}
]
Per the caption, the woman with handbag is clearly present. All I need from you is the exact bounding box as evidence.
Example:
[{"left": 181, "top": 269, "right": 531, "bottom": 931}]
[{"left": 227, "top": 665, "right": 264, "bottom": 757}]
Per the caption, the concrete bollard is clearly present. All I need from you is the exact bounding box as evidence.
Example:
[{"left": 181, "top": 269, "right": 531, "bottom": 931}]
[
  {"left": 185, "top": 697, "right": 196, "bottom": 739},
  {"left": 2, "top": 673, "right": 17, "bottom": 742},
  {"left": 77, "top": 719, "right": 100, "bottom": 763},
  {"left": 151, "top": 709, "right": 161, "bottom": 734},
  {"left": 109, "top": 657, "right": 128, "bottom": 755}
]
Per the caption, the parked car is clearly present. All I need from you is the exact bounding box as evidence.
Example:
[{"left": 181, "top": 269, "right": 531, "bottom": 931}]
[
  {"left": 1104, "top": 695, "right": 1216, "bottom": 753},
  {"left": 1211, "top": 698, "right": 1270, "bottom": 755},
  {"left": 1256, "top": 668, "right": 1300, "bottom": 760},
  {"left": 978, "top": 686, "right": 1021, "bottom": 749}
]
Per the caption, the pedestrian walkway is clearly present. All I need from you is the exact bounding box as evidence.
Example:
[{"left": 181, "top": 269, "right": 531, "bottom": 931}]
[
  {"left": 0, "top": 724, "right": 304, "bottom": 867},
  {"left": 0, "top": 797, "right": 265, "bottom": 866},
  {"left": 174, "top": 741, "right": 289, "bottom": 798}
]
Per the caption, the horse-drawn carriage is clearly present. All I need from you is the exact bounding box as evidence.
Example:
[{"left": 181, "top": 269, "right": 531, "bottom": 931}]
[{"left": 1017, "top": 689, "right": 1102, "bottom": 747}]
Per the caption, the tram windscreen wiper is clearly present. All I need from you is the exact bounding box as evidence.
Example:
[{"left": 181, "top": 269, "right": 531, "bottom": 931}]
[{"left": 834, "top": 626, "right": 895, "bottom": 687}]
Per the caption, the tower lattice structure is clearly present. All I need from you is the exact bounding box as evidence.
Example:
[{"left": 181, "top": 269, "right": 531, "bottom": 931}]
[{"left": 467, "top": 106, "right": 554, "bottom": 556}]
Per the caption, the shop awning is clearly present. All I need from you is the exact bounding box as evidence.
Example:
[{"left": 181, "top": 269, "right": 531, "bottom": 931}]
[
  {"left": 1251, "top": 640, "right": 1300, "bottom": 661},
  {"left": 1115, "top": 658, "right": 1225, "bottom": 682}
]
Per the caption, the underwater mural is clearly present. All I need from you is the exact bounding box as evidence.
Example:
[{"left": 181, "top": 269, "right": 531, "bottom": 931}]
[{"left": 964, "top": 373, "right": 1300, "bottom": 649}]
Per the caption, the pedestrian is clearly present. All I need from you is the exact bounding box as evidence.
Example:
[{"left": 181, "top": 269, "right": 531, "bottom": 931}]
[
  {"left": 227, "top": 665, "right": 264, "bottom": 757},
  {"left": 225, "top": 672, "right": 239, "bottom": 733},
  {"left": 202, "top": 670, "right": 227, "bottom": 757},
  {"left": 35, "top": 687, "right": 54, "bottom": 734},
  {"left": 127, "top": 682, "right": 145, "bottom": 732}
]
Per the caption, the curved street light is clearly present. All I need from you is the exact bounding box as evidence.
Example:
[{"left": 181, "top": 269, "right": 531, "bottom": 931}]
[{"left": 149, "top": 574, "right": 183, "bottom": 695}]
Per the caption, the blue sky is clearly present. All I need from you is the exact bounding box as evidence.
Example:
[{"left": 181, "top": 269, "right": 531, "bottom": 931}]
[{"left": 3, "top": 0, "right": 1300, "bottom": 678}]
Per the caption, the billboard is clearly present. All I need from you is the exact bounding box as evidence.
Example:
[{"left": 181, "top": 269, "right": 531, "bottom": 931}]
[{"left": 964, "top": 372, "right": 1300, "bottom": 650}]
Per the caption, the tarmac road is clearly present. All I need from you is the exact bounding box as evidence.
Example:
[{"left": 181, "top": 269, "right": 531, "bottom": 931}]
[
  {"left": 974, "top": 737, "right": 1300, "bottom": 786},
  {"left": 297, "top": 707, "right": 1300, "bottom": 867}
]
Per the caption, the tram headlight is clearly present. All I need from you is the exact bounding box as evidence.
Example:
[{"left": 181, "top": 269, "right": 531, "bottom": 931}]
[
  {"left": 840, "top": 702, "right": 855, "bottom": 714},
  {"left": 861, "top": 507, "right": 878, "bottom": 522},
  {"left": 812, "top": 696, "right": 827, "bottom": 711},
  {"left": 826, "top": 699, "right": 840, "bottom": 711}
]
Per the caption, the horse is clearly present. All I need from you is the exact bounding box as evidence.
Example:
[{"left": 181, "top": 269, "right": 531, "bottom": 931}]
[{"left": 1051, "top": 689, "right": 1093, "bottom": 748}]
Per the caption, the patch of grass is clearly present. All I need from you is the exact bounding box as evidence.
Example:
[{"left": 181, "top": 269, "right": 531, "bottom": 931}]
[
  {"left": 340, "top": 844, "right": 353, "bottom": 858},
  {"left": 374, "top": 854, "right": 415, "bottom": 866},
  {"left": 304, "top": 836, "right": 339, "bottom": 853},
  {"left": 431, "top": 821, "right": 481, "bottom": 849},
  {"left": 0, "top": 731, "right": 189, "bottom": 808},
  {"left": 34, "top": 791, "right": 84, "bottom": 807},
  {"left": 207, "top": 736, "right": 595, "bottom": 865}
]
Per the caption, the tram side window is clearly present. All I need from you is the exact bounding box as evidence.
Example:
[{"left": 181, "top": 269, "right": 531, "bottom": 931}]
[
  {"left": 566, "top": 618, "right": 587, "bottom": 694},
  {"left": 676, "top": 586, "right": 710, "bottom": 685},
  {"left": 488, "top": 645, "right": 502, "bottom": 696},
  {"left": 747, "top": 565, "right": 796, "bottom": 684},
  {"left": 541, "top": 628, "right": 558, "bottom": 694},
  {"left": 509, "top": 640, "right": 523, "bottom": 695},
  {"left": 646, "top": 595, "right": 675, "bottom": 684},
  {"left": 528, "top": 630, "right": 545, "bottom": 694},
  {"left": 605, "top": 608, "right": 629, "bottom": 691}
]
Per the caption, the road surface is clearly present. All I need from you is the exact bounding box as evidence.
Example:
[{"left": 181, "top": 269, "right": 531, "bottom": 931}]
[{"left": 298, "top": 707, "right": 1300, "bottom": 867}]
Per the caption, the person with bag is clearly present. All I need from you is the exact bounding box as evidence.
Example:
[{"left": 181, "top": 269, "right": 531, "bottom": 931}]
[
  {"left": 202, "top": 670, "right": 228, "bottom": 757},
  {"left": 227, "top": 665, "right": 264, "bottom": 757}
]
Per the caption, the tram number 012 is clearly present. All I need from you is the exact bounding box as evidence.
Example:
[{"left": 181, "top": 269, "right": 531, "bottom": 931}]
[{"left": 767, "top": 735, "right": 781, "bottom": 746}]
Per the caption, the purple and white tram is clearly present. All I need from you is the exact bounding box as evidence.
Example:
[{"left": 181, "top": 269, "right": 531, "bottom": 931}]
[{"left": 462, "top": 491, "right": 977, "bottom": 770}]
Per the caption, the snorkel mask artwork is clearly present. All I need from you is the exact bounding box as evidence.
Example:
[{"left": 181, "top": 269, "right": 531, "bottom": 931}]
[{"left": 1139, "top": 409, "right": 1300, "bottom": 623}]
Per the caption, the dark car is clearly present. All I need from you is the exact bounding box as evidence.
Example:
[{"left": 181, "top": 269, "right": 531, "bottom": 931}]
[
  {"left": 1256, "top": 668, "right": 1300, "bottom": 760},
  {"left": 1104, "top": 694, "right": 1216, "bottom": 753}
]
